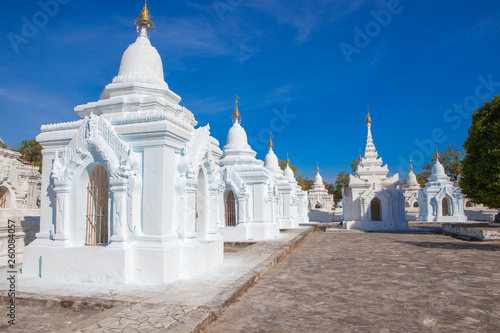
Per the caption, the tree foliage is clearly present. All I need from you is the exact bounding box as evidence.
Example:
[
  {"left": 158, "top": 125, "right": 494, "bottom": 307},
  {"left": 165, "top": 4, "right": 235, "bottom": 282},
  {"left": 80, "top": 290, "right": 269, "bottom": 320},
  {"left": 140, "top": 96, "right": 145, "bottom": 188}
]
[
  {"left": 333, "top": 170, "right": 350, "bottom": 205},
  {"left": 460, "top": 95, "right": 500, "bottom": 209},
  {"left": 17, "top": 140, "right": 42, "bottom": 171},
  {"left": 350, "top": 159, "right": 359, "bottom": 173}
]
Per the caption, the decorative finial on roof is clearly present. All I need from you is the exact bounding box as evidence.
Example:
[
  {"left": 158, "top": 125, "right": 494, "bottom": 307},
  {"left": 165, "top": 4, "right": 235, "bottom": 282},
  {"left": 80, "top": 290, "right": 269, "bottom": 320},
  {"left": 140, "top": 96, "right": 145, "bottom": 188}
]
[
  {"left": 358, "top": 148, "right": 362, "bottom": 161},
  {"left": 135, "top": 0, "right": 155, "bottom": 33},
  {"left": 232, "top": 94, "right": 241, "bottom": 122},
  {"left": 268, "top": 131, "right": 274, "bottom": 148},
  {"left": 286, "top": 152, "right": 290, "bottom": 165},
  {"left": 365, "top": 106, "right": 372, "bottom": 124},
  {"left": 316, "top": 162, "right": 320, "bottom": 172},
  {"left": 409, "top": 159, "right": 413, "bottom": 170},
  {"left": 435, "top": 146, "right": 440, "bottom": 161}
]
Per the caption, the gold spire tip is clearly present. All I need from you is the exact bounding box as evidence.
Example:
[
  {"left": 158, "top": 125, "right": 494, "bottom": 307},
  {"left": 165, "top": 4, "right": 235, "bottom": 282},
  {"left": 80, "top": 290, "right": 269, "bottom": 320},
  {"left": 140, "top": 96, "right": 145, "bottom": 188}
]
[
  {"left": 316, "top": 162, "right": 320, "bottom": 172},
  {"left": 358, "top": 148, "right": 362, "bottom": 161},
  {"left": 435, "top": 146, "right": 440, "bottom": 160},
  {"left": 232, "top": 95, "right": 241, "bottom": 120},
  {"left": 286, "top": 152, "right": 290, "bottom": 165},
  {"left": 365, "top": 109, "right": 372, "bottom": 124},
  {"left": 409, "top": 159, "right": 413, "bottom": 170},
  {"left": 135, "top": 0, "right": 155, "bottom": 32},
  {"left": 268, "top": 131, "right": 274, "bottom": 148}
]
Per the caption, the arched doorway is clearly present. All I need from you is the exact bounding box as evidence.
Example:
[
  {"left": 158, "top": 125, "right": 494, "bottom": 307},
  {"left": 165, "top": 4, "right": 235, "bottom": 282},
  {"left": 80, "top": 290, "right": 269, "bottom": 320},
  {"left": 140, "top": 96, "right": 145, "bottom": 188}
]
[
  {"left": 371, "top": 197, "right": 382, "bottom": 221},
  {"left": 224, "top": 190, "right": 236, "bottom": 227},
  {"left": 0, "top": 186, "right": 11, "bottom": 209},
  {"left": 85, "top": 164, "right": 109, "bottom": 245},
  {"left": 442, "top": 197, "right": 451, "bottom": 216},
  {"left": 413, "top": 202, "right": 419, "bottom": 208},
  {"left": 465, "top": 201, "right": 473, "bottom": 208}
]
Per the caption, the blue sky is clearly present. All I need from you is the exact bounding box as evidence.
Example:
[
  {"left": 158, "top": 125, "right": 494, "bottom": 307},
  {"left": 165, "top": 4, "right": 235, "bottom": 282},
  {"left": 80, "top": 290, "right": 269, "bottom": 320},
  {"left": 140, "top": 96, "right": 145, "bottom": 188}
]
[{"left": 1, "top": 0, "right": 500, "bottom": 183}]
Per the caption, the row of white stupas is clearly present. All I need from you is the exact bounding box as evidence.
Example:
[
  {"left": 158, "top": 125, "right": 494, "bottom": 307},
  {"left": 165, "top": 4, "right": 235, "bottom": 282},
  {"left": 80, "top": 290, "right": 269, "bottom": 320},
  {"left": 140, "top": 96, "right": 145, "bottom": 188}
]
[
  {"left": 342, "top": 112, "right": 467, "bottom": 230},
  {"left": 22, "top": 2, "right": 307, "bottom": 284}
]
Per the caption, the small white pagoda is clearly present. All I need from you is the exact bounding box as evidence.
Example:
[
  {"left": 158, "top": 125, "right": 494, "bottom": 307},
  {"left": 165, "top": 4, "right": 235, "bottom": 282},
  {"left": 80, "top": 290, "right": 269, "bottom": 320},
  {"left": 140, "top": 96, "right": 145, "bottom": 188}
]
[
  {"left": 417, "top": 150, "right": 467, "bottom": 222},
  {"left": 23, "top": 2, "right": 224, "bottom": 284},
  {"left": 343, "top": 111, "right": 408, "bottom": 230},
  {"left": 263, "top": 141, "right": 308, "bottom": 228},
  {"left": 218, "top": 98, "right": 279, "bottom": 241},
  {"left": 0, "top": 147, "right": 41, "bottom": 267},
  {"left": 403, "top": 161, "right": 421, "bottom": 209},
  {"left": 308, "top": 163, "right": 334, "bottom": 210}
]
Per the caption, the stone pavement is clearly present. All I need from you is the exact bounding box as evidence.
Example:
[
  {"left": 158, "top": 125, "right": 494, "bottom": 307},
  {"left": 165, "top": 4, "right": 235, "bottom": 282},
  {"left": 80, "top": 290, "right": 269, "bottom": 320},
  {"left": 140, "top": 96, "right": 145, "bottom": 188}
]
[
  {"left": 0, "top": 228, "right": 310, "bottom": 332},
  {"left": 205, "top": 232, "right": 500, "bottom": 332}
]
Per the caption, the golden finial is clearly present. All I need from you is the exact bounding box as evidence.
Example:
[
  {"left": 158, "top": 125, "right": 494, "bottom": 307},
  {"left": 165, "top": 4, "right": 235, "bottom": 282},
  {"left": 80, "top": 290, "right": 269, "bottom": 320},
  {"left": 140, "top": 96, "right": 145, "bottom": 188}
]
[
  {"left": 358, "top": 148, "right": 362, "bottom": 161},
  {"left": 286, "top": 152, "right": 290, "bottom": 165},
  {"left": 135, "top": 0, "right": 155, "bottom": 32},
  {"left": 409, "top": 159, "right": 413, "bottom": 170},
  {"left": 365, "top": 106, "right": 372, "bottom": 124},
  {"left": 316, "top": 162, "right": 320, "bottom": 172},
  {"left": 435, "top": 146, "right": 440, "bottom": 161},
  {"left": 268, "top": 131, "right": 274, "bottom": 148},
  {"left": 232, "top": 94, "right": 241, "bottom": 121}
]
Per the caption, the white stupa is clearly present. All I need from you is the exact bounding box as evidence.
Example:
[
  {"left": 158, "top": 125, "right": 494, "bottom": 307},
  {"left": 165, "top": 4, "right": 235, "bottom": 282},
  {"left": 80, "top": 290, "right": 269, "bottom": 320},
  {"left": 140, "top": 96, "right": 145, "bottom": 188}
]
[
  {"left": 263, "top": 141, "right": 308, "bottom": 228},
  {"left": 308, "top": 163, "right": 334, "bottom": 210},
  {"left": 417, "top": 150, "right": 467, "bottom": 222},
  {"left": 23, "top": 2, "right": 224, "bottom": 284},
  {"left": 343, "top": 111, "right": 408, "bottom": 230},
  {"left": 218, "top": 97, "right": 279, "bottom": 241}
]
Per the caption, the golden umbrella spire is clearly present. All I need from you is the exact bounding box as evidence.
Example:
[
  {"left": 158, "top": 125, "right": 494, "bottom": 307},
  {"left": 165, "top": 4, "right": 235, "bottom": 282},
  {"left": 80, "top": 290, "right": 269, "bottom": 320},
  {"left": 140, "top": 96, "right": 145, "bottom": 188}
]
[
  {"left": 268, "top": 131, "right": 274, "bottom": 148},
  {"left": 358, "top": 148, "right": 362, "bottom": 161},
  {"left": 435, "top": 146, "right": 440, "bottom": 161},
  {"left": 365, "top": 105, "right": 372, "bottom": 124},
  {"left": 316, "top": 162, "right": 320, "bottom": 172},
  {"left": 232, "top": 95, "right": 241, "bottom": 122},
  {"left": 135, "top": 0, "right": 156, "bottom": 32},
  {"left": 409, "top": 159, "right": 413, "bottom": 170},
  {"left": 286, "top": 152, "right": 290, "bottom": 165}
]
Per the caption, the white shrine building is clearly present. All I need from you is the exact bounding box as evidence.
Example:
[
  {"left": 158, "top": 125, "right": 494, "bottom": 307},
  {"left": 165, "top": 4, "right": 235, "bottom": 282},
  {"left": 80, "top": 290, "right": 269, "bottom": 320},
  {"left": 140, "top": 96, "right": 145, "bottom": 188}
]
[
  {"left": 263, "top": 140, "right": 308, "bottom": 228},
  {"left": 417, "top": 151, "right": 467, "bottom": 223},
  {"left": 308, "top": 164, "right": 334, "bottom": 210},
  {"left": 218, "top": 99, "right": 280, "bottom": 241},
  {"left": 342, "top": 112, "right": 408, "bottom": 230},
  {"left": 403, "top": 161, "right": 421, "bottom": 209},
  {"left": 23, "top": 3, "right": 224, "bottom": 284},
  {"left": 0, "top": 147, "right": 41, "bottom": 267}
]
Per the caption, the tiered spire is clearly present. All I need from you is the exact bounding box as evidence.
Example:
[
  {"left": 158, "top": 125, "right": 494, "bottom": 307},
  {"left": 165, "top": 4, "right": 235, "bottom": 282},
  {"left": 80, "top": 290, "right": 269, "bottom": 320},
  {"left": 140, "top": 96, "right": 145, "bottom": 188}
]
[
  {"left": 232, "top": 95, "right": 241, "bottom": 123},
  {"left": 134, "top": 0, "right": 155, "bottom": 34},
  {"left": 363, "top": 107, "right": 378, "bottom": 160}
]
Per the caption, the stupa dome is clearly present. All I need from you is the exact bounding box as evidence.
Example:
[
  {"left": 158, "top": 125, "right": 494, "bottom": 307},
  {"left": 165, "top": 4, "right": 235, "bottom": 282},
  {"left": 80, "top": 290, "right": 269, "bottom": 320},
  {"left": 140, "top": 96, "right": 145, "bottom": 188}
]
[
  {"left": 264, "top": 148, "right": 280, "bottom": 171},
  {"left": 284, "top": 165, "right": 295, "bottom": 180},
  {"left": 226, "top": 122, "right": 248, "bottom": 147},
  {"left": 116, "top": 34, "right": 165, "bottom": 85},
  {"left": 406, "top": 170, "right": 418, "bottom": 185}
]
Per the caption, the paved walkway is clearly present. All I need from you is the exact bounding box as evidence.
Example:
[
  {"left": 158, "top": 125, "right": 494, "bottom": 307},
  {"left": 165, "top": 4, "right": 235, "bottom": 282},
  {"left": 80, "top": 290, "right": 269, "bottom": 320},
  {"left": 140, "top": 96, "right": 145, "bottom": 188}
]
[
  {"left": 0, "top": 228, "right": 310, "bottom": 332},
  {"left": 205, "top": 232, "right": 500, "bottom": 332}
]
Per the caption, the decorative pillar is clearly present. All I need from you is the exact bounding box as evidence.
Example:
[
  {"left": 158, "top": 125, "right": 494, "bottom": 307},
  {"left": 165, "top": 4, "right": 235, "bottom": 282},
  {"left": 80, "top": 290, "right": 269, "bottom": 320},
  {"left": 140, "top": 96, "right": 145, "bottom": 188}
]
[
  {"left": 109, "top": 177, "right": 128, "bottom": 244},
  {"left": 52, "top": 181, "right": 70, "bottom": 243},
  {"left": 184, "top": 182, "right": 197, "bottom": 239}
]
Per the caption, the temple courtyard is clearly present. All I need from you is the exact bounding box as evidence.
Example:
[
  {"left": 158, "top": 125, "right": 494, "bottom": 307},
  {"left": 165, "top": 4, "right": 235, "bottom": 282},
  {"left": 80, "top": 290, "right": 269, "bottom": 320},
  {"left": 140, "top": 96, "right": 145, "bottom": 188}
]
[{"left": 2, "top": 226, "right": 500, "bottom": 332}]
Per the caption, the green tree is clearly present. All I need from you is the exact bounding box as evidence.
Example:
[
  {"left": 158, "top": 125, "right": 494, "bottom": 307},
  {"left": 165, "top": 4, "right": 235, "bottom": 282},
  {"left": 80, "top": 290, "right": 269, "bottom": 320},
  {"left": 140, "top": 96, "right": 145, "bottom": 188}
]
[
  {"left": 350, "top": 159, "right": 359, "bottom": 173},
  {"left": 17, "top": 140, "right": 42, "bottom": 171},
  {"left": 333, "top": 170, "right": 350, "bottom": 206},
  {"left": 460, "top": 95, "right": 500, "bottom": 209}
]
